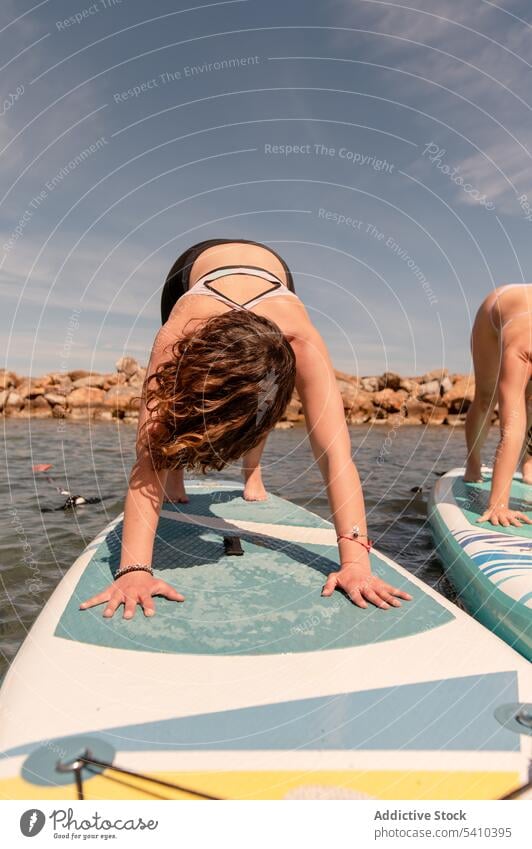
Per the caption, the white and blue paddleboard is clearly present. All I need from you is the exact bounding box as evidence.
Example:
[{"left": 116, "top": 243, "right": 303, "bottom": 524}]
[
  {"left": 429, "top": 468, "right": 532, "bottom": 662},
  {"left": 1, "top": 480, "right": 531, "bottom": 800}
]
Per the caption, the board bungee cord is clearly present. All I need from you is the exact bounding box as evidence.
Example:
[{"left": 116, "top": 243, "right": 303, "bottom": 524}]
[
  {"left": 52, "top": 741, "right": 532, "bottom": 801},
  {"left": 56, "top": 750, "right": 223, "bottom": 801}
]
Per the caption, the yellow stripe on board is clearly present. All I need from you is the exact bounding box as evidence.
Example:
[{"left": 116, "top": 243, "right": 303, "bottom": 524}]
[{"left": 0, "top": 769, "right": 522, "bottom": 801}]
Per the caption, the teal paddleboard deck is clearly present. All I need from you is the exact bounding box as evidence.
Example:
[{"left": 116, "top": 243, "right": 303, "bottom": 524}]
[
  {"left": 54, "top": 483, "right": 451, "bottom": 655},
  {"left": 429, "top": 468, "right": 532, "bottom": 661}
]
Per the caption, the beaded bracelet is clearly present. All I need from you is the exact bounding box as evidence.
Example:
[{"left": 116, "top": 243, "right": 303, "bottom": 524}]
[{"left": 114, "top": 564, "right": 153, "bottom": 581}]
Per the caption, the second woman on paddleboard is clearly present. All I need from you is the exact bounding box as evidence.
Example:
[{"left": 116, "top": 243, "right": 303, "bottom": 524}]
[
  {"left": 465, "top": 283, "right": 532, "bottom": 526},
  {"left": 80, "top": 239, "right": 412, "bottom": 619}
]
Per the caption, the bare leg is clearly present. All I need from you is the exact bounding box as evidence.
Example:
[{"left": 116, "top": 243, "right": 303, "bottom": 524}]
[
  {"left": 521, "top": 384, "right": 532, "bottom": 485},
  {"left": 465, "top": 299, "right": 500, "bottom": 482},
  {"left": 242, "top": 436, "right": 268, "bottom": 501},
  {"left": 164, "top": 467, "right": 189, "bottom": 503}
]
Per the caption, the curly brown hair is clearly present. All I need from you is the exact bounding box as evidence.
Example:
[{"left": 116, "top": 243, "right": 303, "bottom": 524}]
[{"left": 139, "top": 310, "right": 296, "bottom": 473}]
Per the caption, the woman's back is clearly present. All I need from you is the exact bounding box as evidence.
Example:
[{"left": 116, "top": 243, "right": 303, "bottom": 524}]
[{"left": 489, "top": 283, "right": 532, "bottom": 344}]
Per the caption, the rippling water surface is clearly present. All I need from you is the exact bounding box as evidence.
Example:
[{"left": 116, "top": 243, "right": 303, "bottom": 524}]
[{"left": 0, "top": 419, "right": 500, "bottom": 677}]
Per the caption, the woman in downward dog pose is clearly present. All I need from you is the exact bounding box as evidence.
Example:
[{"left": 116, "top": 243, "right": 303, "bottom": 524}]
[
  {"left": 80, "top": 238, "right": 411, "bottom": 619},
  {"left": 465, "top": 283, "right": 532, "bottom": 526}
]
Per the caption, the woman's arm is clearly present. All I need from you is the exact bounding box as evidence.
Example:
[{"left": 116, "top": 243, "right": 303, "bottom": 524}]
[
  {"left": 478, "top": 347, "right": 532, "bottom": 527},
  {"left": 120, "top": 325, "right": 175, "bottom": 569},
  {"left": 292, "top": 320, "right": 412, "bottom": 609},
  {"left": 80, "top": 324, "right": 185, "bottom": 619}
]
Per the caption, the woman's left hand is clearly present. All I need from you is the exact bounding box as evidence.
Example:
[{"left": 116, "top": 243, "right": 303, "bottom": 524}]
[{"left": 321, "top": 565, "right": 413, "bottom": 609}]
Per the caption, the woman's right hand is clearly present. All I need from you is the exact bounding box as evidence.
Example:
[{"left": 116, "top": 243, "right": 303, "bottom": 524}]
[
  {"left": 477, "top": 505, "right": 532, "bottom": 527},
  {"left": 79, "top": 571, "right": 185, "bottom": 619}
]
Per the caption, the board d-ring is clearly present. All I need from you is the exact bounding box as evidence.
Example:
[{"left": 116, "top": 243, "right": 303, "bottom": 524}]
[
  {"left": 21, "top": 735, "right": 115, "bottom": 787},
  {"left": 494, "top": 703, "right": 532, "bottom": 736}
]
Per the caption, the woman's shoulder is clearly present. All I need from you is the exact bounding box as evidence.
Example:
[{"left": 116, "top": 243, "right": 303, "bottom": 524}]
[
  {"left": 162, "top": 294, "right": 218, "bottom": 335},
  {"left": 257, "top": 292, "right": 310, "bottom": 334}
]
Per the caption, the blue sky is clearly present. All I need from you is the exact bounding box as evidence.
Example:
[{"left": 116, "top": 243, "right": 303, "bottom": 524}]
[{"left": 1, "top": 0, "right": 532, "bottom": 376}]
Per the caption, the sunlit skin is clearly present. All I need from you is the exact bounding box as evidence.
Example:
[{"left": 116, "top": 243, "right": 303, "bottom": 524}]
[
  {"left": 80, "top": 242, "right": 412, "bottom": 619},
  {"left": 465, "top": 283, "right": 532, "bottom": 527}
]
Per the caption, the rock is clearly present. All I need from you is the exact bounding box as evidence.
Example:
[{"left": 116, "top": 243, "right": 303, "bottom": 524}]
[
  {"left": 404, "top": 399, "right": 430, "bottom": 423},
  {"left": 386, "top": 412, "right": 406, "bottom": 427},
  {"left": 372, "top": 388, "right": 407, "bottom": 413},
  {"left": 94, "top": 409, "right": 115, "bottom": 421},
  {"left": 422, "top": 394, "right": 447, "bottom": 408},
  {"left": 418, "top": 379, "right": 440, "bottom": 398},
  {"left": 275, "top": 420, "right": 294, "bottom": 429},
  {"left": 334, "top": 370, "right": 361, "bottom": 387},
  {"left": 406, "top": 392, "right": 448, "bottom": 423},
  {"left": 127, "top": 367, "right": 147, "bottom": 388},
  {"left": 440, "top": 376, "right": 453, "bottom": 394},
  {"left": 359, "top": 376, "right": 382, "bottom": 393},
  {"left": 16, "top": 379, "right": 48, "bottom": 400},
  {"left": 44, "top": 392, "right": 67, "bottom": 406},
  {"left": 103, "top": 386, "right": 140, "bottom": 414},
  {"left": 67, "top": 387, "right": 106, "bottom": 408},
  {"left": 404, "top": 398, "right": 447, "bottom": 425},
  {"left": 0, "top": 389, "right": 9, "bottom": 411},
  {"left": 0, "top": 370, "right": 18, "bottom": 391},
  {"left": 45, "top": 372, "right": 63, "bottom": 384},
  {"left": 423, "top": 405, "right": 447, "bottom": 425},
  {"left": 446, "top": 414, "right": 467, "bottom": 426},
  {"left": 346, "top": 389, "right": 375, "bottom": 424},
  {"left": 72, "top": 374, "right": 105, "bottom": 389},
  {"left": 69, "top": 407, "right": 92, "bottom": 419},
  {"left": 102, "top": 372, "right": 127, "bottom": 390},
  {"left": 422, "top": 367, "right": 449, "bottom": 383},
  {"left": 337, "top": 379, "right": 362, "bottom": 412},
  {"left": 284, "top": 396, "right": 303, "bottom": 422},
  {"left": 381, "top": 372, "right": 402, "bottom": 391},
  {"left": 443, "top": 376, "right": 475, "bottom": 414},
  {"left": 348, "top": 412, "right": 372, "bottom": 425},
  {"left": 399, "top": 378, "right": 419, "bottom": 394},
  {"left": 46, "top": 373, "right": 73, "bottom": 390},
  {"left": 68, "top": 369, "right": 92, "bottom": 381},
  {"left": 27, "top": 395, "right": 52, "bottom": 417},
  {"left": 4, "top": 391, "right": 24, "bottom": 412},
  {"left": 116, "top": 356, "right": 140, "bottom": 378}
]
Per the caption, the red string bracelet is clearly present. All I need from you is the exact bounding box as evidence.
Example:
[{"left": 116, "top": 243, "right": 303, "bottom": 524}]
[
  {"left": 336, "top": 535, "right": 373, "bottom": 552},
  {"left": 336, "top": 525, "right": 373, "bottom": 551}
]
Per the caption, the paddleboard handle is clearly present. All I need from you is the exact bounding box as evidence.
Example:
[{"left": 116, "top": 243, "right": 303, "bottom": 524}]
[{"left": 223, "top": 535, "right": 244, "bottom": 556}]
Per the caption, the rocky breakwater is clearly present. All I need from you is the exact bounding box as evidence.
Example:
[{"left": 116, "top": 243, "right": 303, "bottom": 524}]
[
  {"left": 1, "top": 362, "right": 478, "bottom": 427},
  {"left": 0, "top": 357, "right": 144, "bottom": 422},
  {"left": 282, "top": 369, "right": 478, "bottom": 428}
]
